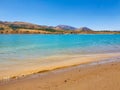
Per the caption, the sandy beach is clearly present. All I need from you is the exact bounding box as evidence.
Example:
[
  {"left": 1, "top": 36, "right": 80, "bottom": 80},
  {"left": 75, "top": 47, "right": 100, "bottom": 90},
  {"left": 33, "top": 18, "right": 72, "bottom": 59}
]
[
  {"left": 0, "top": 53, "right": 120, "bottom": 81},
  {"left": 0, "top": 0, "right": 120, "bottom": 89},
  {"left": 0, "top": 55, "right": 120, "bottom": 90}
]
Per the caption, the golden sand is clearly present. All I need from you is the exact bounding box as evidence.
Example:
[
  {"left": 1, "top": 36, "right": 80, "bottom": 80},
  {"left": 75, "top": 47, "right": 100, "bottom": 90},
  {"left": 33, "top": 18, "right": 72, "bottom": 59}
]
[
  {"left": 0, "top": 55, "right": 120, "bottom": 90},
  {"left": 0, "top": 52, "right": 120, "bottom": 81}
]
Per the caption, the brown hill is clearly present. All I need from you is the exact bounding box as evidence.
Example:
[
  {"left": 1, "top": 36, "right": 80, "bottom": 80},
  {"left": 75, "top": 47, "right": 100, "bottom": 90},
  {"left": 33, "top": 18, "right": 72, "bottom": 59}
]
[{"left": 0, "top": 21, "right": 120, "bottom": 34}]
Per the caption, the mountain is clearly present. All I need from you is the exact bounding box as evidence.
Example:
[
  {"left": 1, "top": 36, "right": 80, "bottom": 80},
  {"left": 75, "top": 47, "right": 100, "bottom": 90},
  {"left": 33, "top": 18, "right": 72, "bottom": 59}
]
[
  {"left": 0, "top": 21, "right": 48, "bottom": 30},
  {"left": 0, "top": 21, "right": 120, "bottom": 34},
  {"left": 78, "top": 27, "right": 93, "bottom": 31},
  {"left": 55, "top": 25, "right": 77, "bottom": 30},
  {"left": 0, "top": 21, "right": 57, "bottom": 34}
]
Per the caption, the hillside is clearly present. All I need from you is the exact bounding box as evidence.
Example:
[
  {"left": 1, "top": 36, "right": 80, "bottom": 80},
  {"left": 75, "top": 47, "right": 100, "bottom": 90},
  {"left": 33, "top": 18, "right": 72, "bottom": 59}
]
[{"left": 0, "top": 21, "right": 120, "bottom": 34}]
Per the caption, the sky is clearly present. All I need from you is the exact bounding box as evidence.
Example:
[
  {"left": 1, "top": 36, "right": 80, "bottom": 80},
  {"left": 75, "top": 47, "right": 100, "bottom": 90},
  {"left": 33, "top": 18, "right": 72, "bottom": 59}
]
[{"left": 0, "top": 0, "right": 120, "bottom": 30}]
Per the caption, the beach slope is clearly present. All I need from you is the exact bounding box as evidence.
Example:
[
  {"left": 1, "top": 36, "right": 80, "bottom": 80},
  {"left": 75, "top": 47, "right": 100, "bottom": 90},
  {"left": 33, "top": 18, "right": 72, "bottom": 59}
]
[{"left": 0, "top": 57, "right": 120, "bottom": 90}]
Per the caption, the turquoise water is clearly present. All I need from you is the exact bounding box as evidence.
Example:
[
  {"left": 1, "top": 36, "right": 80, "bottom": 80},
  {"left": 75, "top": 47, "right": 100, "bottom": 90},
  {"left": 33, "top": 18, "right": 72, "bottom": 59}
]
[{"left": 0, "top": 34, "right": 120, "bottom": 62}]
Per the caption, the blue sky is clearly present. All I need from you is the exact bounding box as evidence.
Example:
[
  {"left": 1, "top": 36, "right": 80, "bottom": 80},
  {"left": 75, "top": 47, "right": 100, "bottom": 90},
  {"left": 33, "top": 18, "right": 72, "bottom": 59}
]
[{"left": 0, "top": 0, "right": 120, "bottom": 30}]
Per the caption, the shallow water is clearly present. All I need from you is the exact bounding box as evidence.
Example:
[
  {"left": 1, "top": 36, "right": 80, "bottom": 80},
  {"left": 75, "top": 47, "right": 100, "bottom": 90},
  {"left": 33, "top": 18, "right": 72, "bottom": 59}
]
[
  {"left": 0, "top": 34, "right": 120, "bottom": 61},
  {"left": 0, "top": 34, "right": 120, "bottom": 80}
]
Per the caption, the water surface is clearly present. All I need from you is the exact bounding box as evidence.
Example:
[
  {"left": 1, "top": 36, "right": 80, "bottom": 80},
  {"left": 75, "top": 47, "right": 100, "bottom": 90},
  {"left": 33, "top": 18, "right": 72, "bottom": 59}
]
[
  {"left": 0, "top": 34, "right": 120, "bottom": 61},
  {"left": 0, "top": 34, "right": 120, "bottom": 79}
]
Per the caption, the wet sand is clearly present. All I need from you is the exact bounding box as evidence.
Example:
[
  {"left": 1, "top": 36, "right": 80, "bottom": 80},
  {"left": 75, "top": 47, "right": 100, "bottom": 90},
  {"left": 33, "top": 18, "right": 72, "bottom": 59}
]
[
  {"left": 0, "top": 56, "right": 120, "bottom": 90},
  {"left": 0, "top": 53, "right": 120, "bottom": 81}
]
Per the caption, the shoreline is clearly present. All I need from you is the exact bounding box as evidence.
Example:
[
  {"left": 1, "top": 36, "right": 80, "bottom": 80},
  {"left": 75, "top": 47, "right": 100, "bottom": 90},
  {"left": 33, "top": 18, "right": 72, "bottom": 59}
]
[
  {"left": 0, "top": 52, "right": 120, "bottom": 82},
  {"left": 0, "top": 56, "right": 120, "bottom": 90}
]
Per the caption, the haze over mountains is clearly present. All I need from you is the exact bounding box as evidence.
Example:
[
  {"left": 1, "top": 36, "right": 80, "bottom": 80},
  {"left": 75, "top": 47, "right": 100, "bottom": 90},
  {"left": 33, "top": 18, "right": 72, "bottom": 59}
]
[{"left": 0, "top": 21, "right": 120, "bottom": 34}]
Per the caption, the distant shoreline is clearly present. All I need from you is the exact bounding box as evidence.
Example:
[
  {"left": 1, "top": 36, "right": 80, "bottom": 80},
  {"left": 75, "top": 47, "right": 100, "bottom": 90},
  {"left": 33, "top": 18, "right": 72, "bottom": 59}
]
[
  {"left": 0, "top": 21, "right": 120, "bottom": 34},
  {"left": 0, "top": 30, "right": 120, "bottom": 34}
]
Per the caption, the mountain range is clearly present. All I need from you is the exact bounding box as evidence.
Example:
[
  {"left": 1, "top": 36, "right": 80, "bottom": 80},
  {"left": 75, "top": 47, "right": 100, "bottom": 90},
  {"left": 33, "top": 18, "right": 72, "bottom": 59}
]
[{"left": 0, "top": 21, "right": 119, "bottom": 34}]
